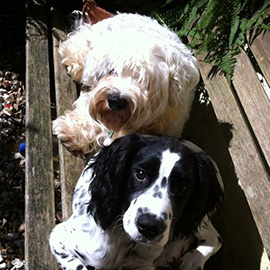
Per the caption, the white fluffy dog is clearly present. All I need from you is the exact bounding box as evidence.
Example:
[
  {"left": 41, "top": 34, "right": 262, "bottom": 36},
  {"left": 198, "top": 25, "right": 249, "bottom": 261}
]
[{"left": 53, "top": 12, "right": 200, "bottom": 156}]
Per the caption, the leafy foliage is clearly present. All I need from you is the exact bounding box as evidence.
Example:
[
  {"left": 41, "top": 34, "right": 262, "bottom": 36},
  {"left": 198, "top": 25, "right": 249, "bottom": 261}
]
[{"left": 152, "top": 0, "right": 270, "bottom": 82}]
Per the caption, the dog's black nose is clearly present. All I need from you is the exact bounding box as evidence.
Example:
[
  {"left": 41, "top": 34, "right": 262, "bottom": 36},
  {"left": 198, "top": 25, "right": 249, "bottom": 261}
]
[
  {"left": 108, "top": 95, "right": 127, "bottom": 111},
  {"left": 136, "top": 213, "right": 165, "bottom": 239}
]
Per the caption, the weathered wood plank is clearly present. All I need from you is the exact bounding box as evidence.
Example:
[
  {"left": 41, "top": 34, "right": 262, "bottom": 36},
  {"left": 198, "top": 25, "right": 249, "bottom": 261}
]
[
  {"left": 25, "top": 1, "right": 57, "bottom": 269},
  {"left": 52, "top": 24, "right": 85, "bottom": 220},
  {"left": 183, "top": 92, "right": 266, "bottom": 269},
  {"left": 249, "top": 31, "right": 270, "bottom": 87},
  {"left": 233, "top": 48, "right": 270, "bottom": 166},
  {"left": 198, "top": 58, "right": 270, "bottom": 257}
]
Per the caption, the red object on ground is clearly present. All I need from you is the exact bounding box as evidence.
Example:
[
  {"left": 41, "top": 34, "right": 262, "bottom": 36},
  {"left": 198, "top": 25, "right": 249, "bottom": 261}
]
[{"left": 82, "top": 0, "right": 114, "bottom": 24}]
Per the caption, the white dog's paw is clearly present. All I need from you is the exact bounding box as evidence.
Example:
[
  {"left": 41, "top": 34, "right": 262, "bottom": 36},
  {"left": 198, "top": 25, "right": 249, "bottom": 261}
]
[{"left": 52, "top": 116, "right": 89, "bottom": 156}]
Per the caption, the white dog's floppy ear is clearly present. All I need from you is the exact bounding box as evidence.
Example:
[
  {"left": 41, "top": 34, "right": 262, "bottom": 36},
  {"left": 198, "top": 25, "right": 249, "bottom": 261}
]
[
  {"left": 58, "top": 16, "right": 91, "bottom": 82},
  {"left": 169, "top": 58, "right": 200, "bottom": 107},
  {"left": 150, "top": 43, "right": 200, "bottom": 108},
  {"left": 167, "top": 47, "right": 200, "bottom": 107}
]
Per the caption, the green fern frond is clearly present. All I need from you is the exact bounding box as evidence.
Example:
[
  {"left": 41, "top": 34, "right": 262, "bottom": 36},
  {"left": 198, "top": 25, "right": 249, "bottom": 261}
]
[{"left": 152, "top": 0, "right": 270, "bottom": 82}]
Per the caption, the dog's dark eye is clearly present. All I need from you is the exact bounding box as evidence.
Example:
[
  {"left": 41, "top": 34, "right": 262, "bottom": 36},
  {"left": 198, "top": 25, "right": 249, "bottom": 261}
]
[{"left": 135, "top": 170, "right": 147, "bottom": 182}]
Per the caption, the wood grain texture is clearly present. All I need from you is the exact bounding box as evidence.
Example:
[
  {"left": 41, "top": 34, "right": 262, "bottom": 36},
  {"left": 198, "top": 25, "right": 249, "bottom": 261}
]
[
  {"left": 250, "top": 31, "right": 270, "bottom": 87},
  {"left": 233, "top": 48, "right": 270, "bottom": 166},
  {"left": 198, "top": 58, "right": 270, "bottom": 257},
  {"left": 25, "top": 1, "right": 57, "bottom": 269},
  {"left": 52, "top": 26, "right": 85, "bottom": 221}
]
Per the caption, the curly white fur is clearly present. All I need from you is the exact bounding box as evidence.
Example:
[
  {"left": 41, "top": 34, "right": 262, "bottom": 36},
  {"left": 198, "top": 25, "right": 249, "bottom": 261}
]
[{"left": 53, "top": 12, "right": 200, "bottom": 156}]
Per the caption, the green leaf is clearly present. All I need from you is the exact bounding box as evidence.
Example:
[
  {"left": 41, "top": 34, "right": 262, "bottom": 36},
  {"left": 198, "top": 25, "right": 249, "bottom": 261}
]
[{"left": 153, "top": 0, "right": 270, "bottom": 82}]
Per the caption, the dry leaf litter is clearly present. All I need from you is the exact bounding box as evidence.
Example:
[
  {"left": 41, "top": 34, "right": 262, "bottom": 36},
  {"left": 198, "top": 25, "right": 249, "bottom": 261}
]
[{"left": 0, "top": 70, "right": 25, "bottom": 270}]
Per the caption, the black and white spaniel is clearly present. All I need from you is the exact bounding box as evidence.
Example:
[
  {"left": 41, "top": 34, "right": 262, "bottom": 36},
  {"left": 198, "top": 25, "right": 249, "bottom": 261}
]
[{"left": 49, "top": 134, "right": 224, "bottom": 270}]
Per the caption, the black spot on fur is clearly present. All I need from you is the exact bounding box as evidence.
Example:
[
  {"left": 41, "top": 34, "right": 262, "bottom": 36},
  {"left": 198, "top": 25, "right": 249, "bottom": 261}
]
[
  {"left": 73, "top": 189, "right": 79, "bottom": 198},
  {"left": 161, "top": 212, "right": 168, "bottom": 220},
  {"left": 53, "top": 249, "right": 68, "bottom": 259},
  {"left": 78, "top": 204, "right": 85, "bottom": 216},
  {"left": 76, "top": 265, "right": 84, "bottom": 270},
  {"left": 74, "top": 249, "right": 86, "bottom": 260},
  {"left": 79, "top": 190, "right": 86, "bottom": 199},
  {"left": 161, "top": 177, "right": 167, "bottom": 187},
  {"left": 153, "top": 191, "right": 162, "bottom": 198},
  {"left": 86, "top": 266, "right": 95, "bottom": 270}
]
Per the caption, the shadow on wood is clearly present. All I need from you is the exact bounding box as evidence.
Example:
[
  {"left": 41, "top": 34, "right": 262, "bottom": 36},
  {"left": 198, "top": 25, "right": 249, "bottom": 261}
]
[{"left": 183, "top": 91, "right": 265, "bottom": 269}]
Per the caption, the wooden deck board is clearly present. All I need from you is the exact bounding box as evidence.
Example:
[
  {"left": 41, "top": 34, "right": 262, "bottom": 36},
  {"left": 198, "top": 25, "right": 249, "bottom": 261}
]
[
  {"left": 250, "top": 31, "right": 270, "bottom": 87},
  {"left": 198, "top": 56, "right": 270, "bottom": 257},
  {"left": 52, "top": 22, "right": 85, "bottom": 221},
  {"left": 233, "top": 48, "right": 270, "bottom": 166},
  {"left": 25, "top": 1, "right": 57, "bottom": 269}
]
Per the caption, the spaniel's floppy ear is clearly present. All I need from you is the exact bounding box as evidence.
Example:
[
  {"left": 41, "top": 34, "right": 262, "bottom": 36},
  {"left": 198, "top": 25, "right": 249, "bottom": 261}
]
[
  {"left": 150, "top": 45, "right": 200, "bottom": 109},
  {"left": 178, "top": 151, "right": 224, "bottom": 235},
  {"left": 195, "top": 152, "right": 224, "bottom": 213},
  {"left": 87, "top": 134, "right": 147, "bottom": 229}
]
